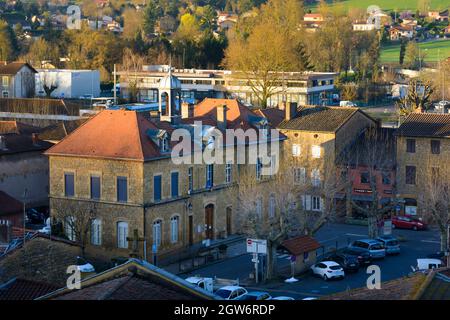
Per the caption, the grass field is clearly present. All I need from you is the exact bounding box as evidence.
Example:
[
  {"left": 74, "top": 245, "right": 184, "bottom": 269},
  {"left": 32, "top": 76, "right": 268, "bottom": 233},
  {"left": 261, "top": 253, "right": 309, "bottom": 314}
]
[
  {"left": 307, "top": 0, "right": 448, "bottom": 12},
  {"left": 379, "top": 39, "right": 450, "bottom": 64}
]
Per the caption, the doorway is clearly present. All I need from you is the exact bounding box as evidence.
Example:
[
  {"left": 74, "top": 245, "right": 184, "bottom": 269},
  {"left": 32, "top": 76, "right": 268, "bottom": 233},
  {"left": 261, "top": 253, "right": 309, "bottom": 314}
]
[
  {"left": 188, "top": 215, "right": 193, "bottom": 246},
  {"left": 226, "top": 207, "right": 232, "bottom": 236}
]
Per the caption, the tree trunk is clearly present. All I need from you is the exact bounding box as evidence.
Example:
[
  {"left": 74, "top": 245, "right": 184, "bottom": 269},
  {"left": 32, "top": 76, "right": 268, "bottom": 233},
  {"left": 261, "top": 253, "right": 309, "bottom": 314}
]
[
  {"left": 440, "top": 229, "right": 448, "bottom": 252},
  {"left": 265, "top": 242, "right": 278, "bottom": 280},
  {"left": 368, "top": 215, "right": 378, "bottom": 238}
]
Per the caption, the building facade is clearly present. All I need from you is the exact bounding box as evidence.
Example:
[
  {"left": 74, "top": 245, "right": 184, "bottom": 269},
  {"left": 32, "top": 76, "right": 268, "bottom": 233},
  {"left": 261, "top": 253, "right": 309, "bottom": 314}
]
[{"left": 0, "top": 62, "right": 37, "bottom": 98}]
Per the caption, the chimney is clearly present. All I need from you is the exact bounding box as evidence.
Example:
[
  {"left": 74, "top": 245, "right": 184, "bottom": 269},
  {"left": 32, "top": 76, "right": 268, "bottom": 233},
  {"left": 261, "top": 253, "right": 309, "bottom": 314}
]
[
  {"left": 181, "top": 102, "right": 194, "bottom": 119},
  {"left": 0, "top": 135, "right": 6, "bottom": 150},
  {"left": 285, "top": 102, "right": 298, "bottom": 121},
  {"left": 31, "top": 133, "right": 39, "bottom": 146},
  {"left": 217, "top": 105, "right": 227, "bottom": 131}
]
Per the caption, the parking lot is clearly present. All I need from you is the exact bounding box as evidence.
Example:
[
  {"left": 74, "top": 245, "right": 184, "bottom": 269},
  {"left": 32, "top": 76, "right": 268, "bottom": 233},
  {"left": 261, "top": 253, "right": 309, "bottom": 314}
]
[{"left": 181, "top": 223, "right": 442, "bottom": 299}]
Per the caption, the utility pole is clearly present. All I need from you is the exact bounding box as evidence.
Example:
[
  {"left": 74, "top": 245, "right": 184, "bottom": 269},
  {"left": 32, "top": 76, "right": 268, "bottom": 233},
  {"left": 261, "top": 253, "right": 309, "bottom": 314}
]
[{"left": 113, "top": 64, "right": 117, "bottom": 104}]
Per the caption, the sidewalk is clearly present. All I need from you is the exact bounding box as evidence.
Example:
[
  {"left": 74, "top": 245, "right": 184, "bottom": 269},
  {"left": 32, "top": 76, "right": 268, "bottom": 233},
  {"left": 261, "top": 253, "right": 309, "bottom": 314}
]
[{"left": 162, "top": 235, "right": 247, "bottom": 275}]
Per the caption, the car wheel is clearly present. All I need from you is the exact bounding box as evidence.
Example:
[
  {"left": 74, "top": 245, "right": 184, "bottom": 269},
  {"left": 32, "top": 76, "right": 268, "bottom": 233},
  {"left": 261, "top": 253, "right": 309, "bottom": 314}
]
[
  {"left": 323, "top": 274, "right": 328, "bottom": 281},
  {"left": 413, "top": 226, "right": 418, "bottom": 231}
]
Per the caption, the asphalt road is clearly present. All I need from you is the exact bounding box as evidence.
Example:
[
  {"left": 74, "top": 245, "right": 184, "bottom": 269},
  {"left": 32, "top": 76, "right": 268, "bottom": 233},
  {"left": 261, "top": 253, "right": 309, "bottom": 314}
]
[{"left": 181, "top": 222, "right": 442, "bottom": 299}]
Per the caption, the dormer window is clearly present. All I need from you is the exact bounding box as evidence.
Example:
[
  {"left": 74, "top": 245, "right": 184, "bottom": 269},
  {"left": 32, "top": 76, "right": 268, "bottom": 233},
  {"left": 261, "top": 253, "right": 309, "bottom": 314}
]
[{"left": 161, "top": 134, "right": 170, "bottom": 152}]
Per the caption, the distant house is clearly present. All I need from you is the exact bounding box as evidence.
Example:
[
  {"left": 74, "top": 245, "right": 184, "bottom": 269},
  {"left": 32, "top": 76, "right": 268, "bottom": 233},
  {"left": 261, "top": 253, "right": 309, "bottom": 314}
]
[
  {"left": 280, "top": 235, "right": 322, "bottom": 274},
  {"left": 304, "top": 13, "right": 324, "bottom": 22},
  {"left": 353, "top": 22, "right": 376, "bottom": 31},
  {"left": 428, "top": 10, "right": 449, "bottom": 21},
  {"left": 389, "top": 25, "right": 415, "bottom": 40},
  {"left": 217, "top": 12, "right": 238, "bottom": 31},
  {"left": 0, "top": 62, "right": 37, "bottom": 98},
  {"left": 445, "top": 25, "right": 450, "bottom": 36}
]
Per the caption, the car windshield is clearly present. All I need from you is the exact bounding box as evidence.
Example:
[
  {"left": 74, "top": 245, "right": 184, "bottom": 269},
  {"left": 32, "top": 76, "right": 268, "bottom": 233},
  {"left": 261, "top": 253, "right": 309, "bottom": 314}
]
[
  {"left": 329, "top": 266, "right": 341, "bottom": 270},
  {"left": 215, "top": 290, "right": 231, "bottom": 298},
  {"left": 370, "top": 244, "right": 384, "bottom": 250}
]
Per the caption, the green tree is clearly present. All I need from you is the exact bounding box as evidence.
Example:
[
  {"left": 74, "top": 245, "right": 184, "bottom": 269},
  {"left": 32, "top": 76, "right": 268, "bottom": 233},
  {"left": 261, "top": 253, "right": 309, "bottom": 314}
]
[
  {"left": 0, "top": 20, "right": 18, "bottom": 61},
  {"left": 25, "top": 38, "right": 60, "bottom": 68},
  {"left": 143, "top": 0, "right": 161, "bottom": 35},
  {"left": 399, "top": 40, "right": 406, "bottom": 65}
]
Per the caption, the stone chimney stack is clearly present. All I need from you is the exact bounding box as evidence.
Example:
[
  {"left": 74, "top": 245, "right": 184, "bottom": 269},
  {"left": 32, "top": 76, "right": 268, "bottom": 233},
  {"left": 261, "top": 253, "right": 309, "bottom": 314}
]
[
  {"left": 217, "top": 105, "right": 227, "bottom": 131},
  {"left": 181, "top": 102, "right": 194, "bottom": 119},
  {"left": 285, "top": 102, "right": 298, "bottom": 121}
]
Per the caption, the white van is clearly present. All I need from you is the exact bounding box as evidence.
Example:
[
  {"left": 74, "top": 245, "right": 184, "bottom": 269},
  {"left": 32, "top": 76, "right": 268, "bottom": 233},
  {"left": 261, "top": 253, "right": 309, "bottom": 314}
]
[
  {"left": 340, "top": 101, "right": 357, "bottom": 107},
  {"left": 415, "top": 258, "right": 443, "bottom": 271}
]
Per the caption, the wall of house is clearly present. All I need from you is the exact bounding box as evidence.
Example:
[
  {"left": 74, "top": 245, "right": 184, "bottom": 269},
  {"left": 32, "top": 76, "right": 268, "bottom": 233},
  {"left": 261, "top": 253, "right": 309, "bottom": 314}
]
[
  {"left": 15, "top": 67, "right": 36, "bottom": 98},
  {"left": 0, "top": 151, "right": 49, "bottom": 206}
]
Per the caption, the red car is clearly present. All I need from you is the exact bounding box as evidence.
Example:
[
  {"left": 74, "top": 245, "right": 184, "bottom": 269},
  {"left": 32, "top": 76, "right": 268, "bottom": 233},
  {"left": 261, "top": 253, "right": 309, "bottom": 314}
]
[{"left": 391, "top": 215, "right": 427, "bottom": 231}]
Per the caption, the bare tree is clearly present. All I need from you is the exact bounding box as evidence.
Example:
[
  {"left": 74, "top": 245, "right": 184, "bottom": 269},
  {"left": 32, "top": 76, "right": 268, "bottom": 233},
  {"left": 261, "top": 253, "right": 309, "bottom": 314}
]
[
  {"left": 40, "top": 72, "right": 59, "bottom": 98},
  {"left": 120, "top": 48, "right": 145, "bottom": 103},
  {"left": 396, "top": 79, "right": 435, "bottom": 118},
  {"left": 52, "top": 200, "right": 97, "bottom": 257},
  {"left": 339, "top": 126, "right": 396, "bottom": 238},
  {"left": 419, "top": 157, "right": 450, "bottom": 253},
  {"left": 236, "top": 152, "right": 340, "bottom": 280}
]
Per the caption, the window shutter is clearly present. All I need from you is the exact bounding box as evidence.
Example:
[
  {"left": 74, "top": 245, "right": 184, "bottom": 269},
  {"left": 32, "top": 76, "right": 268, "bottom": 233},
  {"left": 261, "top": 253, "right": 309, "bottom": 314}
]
[
  {"left": 306, "top": 195, "right": 312, "bottom": 210},
  {"left": 154, "top": 175, "right": 162, "bottom": 201},
  {"left": 320, "top": 198, "right": 324, "bottom": 212}
]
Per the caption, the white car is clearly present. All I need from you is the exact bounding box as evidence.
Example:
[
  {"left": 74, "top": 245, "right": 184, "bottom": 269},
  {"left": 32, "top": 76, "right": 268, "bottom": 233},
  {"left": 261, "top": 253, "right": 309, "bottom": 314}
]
[
  {"left": 38, "top": 225, "right": 51, "bottom": 235},
  {"left": 76, "top": 256, "right": 96, "bottom": 273},
  {"left": 311, "top": 261, "right": 345, "bottom": 281},
  {"left": 271, "top": 296, "right": 295, "bottom": 300},
  {"left": 215, "top": 286, "right": 248, "bottom": 300}
]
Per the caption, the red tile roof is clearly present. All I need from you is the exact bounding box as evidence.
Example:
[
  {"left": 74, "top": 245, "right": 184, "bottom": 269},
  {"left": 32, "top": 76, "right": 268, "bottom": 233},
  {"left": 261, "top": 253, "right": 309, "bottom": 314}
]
[
  {"left": 0, "top": 191, "right": 22, "bottom": 216},
  {"left": 0, "top": 62, "right": 37, "bottom": 75},
  {"left": 45, "top": 110, "right": 164, "bottom": 161},
  {"left": 0, "top": 278, "right": 58, "bottom": 300},
  {"left": 194, "top": 98, "right": 260, "bottom": 124},
  {"left": 281, "top": 235, "right": 321, "bottom": 256}
]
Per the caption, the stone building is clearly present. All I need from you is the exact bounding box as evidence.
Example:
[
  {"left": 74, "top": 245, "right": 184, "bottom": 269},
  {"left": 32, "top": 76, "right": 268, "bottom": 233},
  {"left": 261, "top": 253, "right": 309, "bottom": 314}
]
[
  {"left": 45, "top": 70, "right": 283, "bottom": 264},
  {"left": 275, "top": 103, "right": 377, "bottom": 215},
  {"left": 396, "top": 113, "right": 450, "bottom": 216}
]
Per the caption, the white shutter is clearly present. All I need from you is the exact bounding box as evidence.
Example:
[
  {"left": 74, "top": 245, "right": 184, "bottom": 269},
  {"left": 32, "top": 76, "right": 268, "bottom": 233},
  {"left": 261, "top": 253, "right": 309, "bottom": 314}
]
[
  {"left": 320, "top": 198, "right": 324, "bottom": 212},
  {"left": 306, "top": 195, "right": 312, "bottom": 211}
]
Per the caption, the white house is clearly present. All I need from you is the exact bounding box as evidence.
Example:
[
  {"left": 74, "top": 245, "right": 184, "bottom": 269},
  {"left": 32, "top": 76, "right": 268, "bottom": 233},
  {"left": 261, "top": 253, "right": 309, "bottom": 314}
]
[{"left": 35, "top": 69, "right": 101, "bottom": 99}]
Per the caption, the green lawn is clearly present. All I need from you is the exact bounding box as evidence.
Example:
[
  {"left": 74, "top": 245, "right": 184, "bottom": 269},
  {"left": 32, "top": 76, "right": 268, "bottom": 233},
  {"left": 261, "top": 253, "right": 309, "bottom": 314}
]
[
  {"left": 380, "top": 39, "right": 450, "bottom": 64},
  {"left": 307, "top": 0, "right": 448, "bottom": 12}
]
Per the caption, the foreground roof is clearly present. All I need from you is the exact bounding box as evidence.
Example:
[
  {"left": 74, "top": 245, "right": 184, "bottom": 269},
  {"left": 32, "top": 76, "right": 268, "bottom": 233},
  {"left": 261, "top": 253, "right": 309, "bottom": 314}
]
[
  {"left": 39, "top": 259, "right": 220, "bottom": 300},
  {"left": 397, "top": 113, "right": 450, "bottom": 138},
  {"left": 0, "top": 62, "right": 37, "bottom": 75},
  {"left": 277, "top": 106, "right": 361, "bottom": 132},
  {"left": 0, "top": 278, "right": 58, "bottom": 300},
  {"left": 0, "top": 121, "right": 41, "bottom": 135}
]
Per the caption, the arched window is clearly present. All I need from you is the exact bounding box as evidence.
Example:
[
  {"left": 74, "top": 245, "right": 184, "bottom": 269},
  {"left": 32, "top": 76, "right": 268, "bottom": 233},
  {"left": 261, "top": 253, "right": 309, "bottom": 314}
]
[
  {"left": 170, "top": 216, "right": 179, "bottom": 243},
  {"left": 65, "top": 216, "right": 76, "bottom": 241},
  {"left": 153, "top": 219, "right": 162, "bottom": 247},
  {"left": 269, "top": 195, "right": 276, "bottom": 219},
  {"left": 117, "top": 221, "right": 128, "bottom": 249},
  {"left": 91, "top": 219, "right": 102, "bottom": 245}
]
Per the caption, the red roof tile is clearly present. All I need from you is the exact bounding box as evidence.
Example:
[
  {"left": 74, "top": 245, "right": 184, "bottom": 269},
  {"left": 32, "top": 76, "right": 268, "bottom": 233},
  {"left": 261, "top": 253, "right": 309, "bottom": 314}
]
[{"left": 281, "top": 235, "right": 321, "bottom": 256}]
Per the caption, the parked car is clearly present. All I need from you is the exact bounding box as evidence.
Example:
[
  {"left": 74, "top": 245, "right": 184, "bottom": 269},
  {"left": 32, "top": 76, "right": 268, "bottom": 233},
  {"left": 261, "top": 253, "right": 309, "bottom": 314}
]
[
  {"left": 340, "top": 100, "right": 357, "bottom": 107},
  {"left": 311, "top": 261, "right": 345, "bottom": 281},
  {"left": 376, "top": 235, "right": 400, "bottom": 255},
  {"left": 341, "top": 248, "right": 372, "bottom": 265},
  {"left": 215, "top": 286, "right": 248, "bottom": 300},
  {"left": 76, "top": 256, "right": 95, "bottom": 273},
  {"left": 236, "top": 291, "right": 272, "bottom": 300},
  {"left": 392, "top": 215, "right": 427, "bottom": 231},
  {"left": 271, "top": 296, "right": 295, "bottom": 300},
  {"left": 38, "top": 225, "right": 51, "bottom": 235},
  {"left": 323, "top": 252, "right": 359, "bottom": 273},
  {"left": 348, "top": 239, "right": 386, "bottom": 259},
  {"left": 26, "top": 208, "right": 45, "bottom": 224}
]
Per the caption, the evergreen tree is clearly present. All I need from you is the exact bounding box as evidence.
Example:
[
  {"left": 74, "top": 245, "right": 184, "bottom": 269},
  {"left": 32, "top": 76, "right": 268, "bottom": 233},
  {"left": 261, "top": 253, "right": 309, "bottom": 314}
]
[{"left": 399, "top": 40, "right": 406, "bottom": 65}]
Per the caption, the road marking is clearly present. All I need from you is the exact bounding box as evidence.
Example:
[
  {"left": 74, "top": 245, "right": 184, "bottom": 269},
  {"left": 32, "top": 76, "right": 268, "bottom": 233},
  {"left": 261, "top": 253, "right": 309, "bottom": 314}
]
[
  {"left": 421, "top": 240, "right": 441, "bottom": 244},
  {"left": 345, "top": 233, "right": 367, "bottom": 237}
]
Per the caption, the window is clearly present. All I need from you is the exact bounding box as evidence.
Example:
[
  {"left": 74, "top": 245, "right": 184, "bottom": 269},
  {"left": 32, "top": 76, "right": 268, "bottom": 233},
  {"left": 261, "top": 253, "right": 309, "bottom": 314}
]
[
  {"left": 206, "top": 164, "right": 214, "bottom": 188},
  {"left": 154, "top": 175, "right": 162, "bottom": 201},
  {"left": 64, "top": 172, "right": 75, "bottom": 197},
  {"left": 360, "top": 172, "right": 370, "bottom": 184},
  {"left": 225, "top": 162, "right": 232, "bottom": 183},
  {"left": 382, "top": 172, "right": 391, "bottom": 185},
  {"left": 91, "top": 219, "right": 101, "bottom": 245},
  {"left": 161, "top": 135, "right": 169, "bottom": 152},
  {"left": 65, "top": 216, "right": 75, "bottom": 241},
  {"left": 312, "top": 196, "right": 322, "bottom": 211},
  {"left": 311, "top": 169, "right": 321, "bottom": 187},
  {"left": 117, "top": 221, "right": 128, "bottom": 248},
  {"left": 90, "top": 175, "right": 101, "bottom": 200},
  {"left": 170, "top": 216, "right": 179, "bottom": 243},
  {"left": 431, "top": 140, "right": 440, "bottom": 154},
  {"left": 117, "top": 176, "right": 128, "bottom": 202},
  {"left": 256, "top": 198, "right": 263, "bottom": 219},
  {"left": 269, "top": 195, "right": 276, "bottom": 218},
  {"left": 301, "top": 195, "right": 311, "bottom": 210},
  {"left": 1, "top": 76, "right": 8, "bottom": 86},
  {"left": 292, "top": 144, "right": 301, "bottom": 156},
  {"left": 294, "top": 167, "right": 306, "bottom": 185},
  {"left": 188, "top": 167, "right": 193, "bottom": 193},
  {"left": 171, "top": 172, "right": 179, "bottom": 198},
  {"left": 153, "top": 220, "right": 162, "bottom": 246},
  {"left": 406, "top": 139, "right": 416, "bottom": 153},
  {"left": 256, "top": 158, "right": 262, "bottom": 180},
  {"left": 312, "top": 145, "right": 321, "bottom": 158},
  {"left": 406, "top": 166, "right": 416, "bottom": 185}
]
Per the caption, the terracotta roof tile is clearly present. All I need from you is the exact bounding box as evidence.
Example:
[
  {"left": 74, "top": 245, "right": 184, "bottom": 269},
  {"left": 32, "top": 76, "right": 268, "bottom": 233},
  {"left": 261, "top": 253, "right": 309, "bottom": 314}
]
[
  {"left": 397, "top": 113, "right": 450, "bottom": 138},
  {"left": 281, "top": 235, "right": 321, "bottom": 256},
  {"left": 0, "top": 133, "right": 53, "bottom": 156},
  {"left": 0, "top": 62, "right": 37, "bottom": 75}
]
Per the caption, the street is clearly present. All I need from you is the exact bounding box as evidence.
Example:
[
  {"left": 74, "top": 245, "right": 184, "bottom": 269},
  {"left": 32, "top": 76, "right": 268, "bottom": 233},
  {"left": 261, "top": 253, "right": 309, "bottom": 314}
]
[{"left": 180, "top": 223, "right": 442, "bottom": 299}]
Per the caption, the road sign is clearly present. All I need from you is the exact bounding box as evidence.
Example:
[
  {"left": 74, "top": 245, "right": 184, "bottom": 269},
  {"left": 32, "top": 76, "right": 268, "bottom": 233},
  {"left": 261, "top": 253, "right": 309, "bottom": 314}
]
[{"left": 246, "top": 239, "right": 267, "bottom": 254}]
